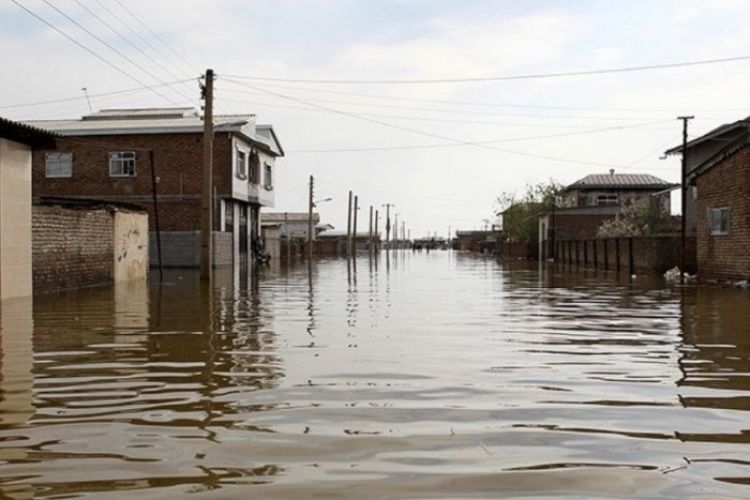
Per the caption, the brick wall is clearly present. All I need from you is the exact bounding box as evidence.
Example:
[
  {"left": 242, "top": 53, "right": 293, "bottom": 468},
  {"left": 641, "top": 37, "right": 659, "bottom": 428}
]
[
  {"left": 32, "top": 205, "right": 115, "bottom": 291},
  {"left": 554, "top": 236, "right": 696, "bottom": 275},
  {"left": 32, "top": 133, "right": 232, "bottom": 232},
  {"left": 552, "top": 213, "right": 617, "bottom": 240},
  {"left": 695, "top": 147, "right": 750, "bottom": 281}
]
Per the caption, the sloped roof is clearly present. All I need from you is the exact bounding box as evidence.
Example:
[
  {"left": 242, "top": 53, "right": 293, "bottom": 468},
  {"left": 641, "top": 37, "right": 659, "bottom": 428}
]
[
  {"left": 665, "top": 117, "right": 750, "bottom": 155},
  {"left": 567, "top": 173, "right": 676, "bottom": 190},
  {"left": 262, "top": 212, "right": 319, "bottom": 223},
  {"left": 25, "top": 107, "right": 283, "bottom": 156},
  {"left": 0, "top": 116, "right": 58, "bottom": 146}
]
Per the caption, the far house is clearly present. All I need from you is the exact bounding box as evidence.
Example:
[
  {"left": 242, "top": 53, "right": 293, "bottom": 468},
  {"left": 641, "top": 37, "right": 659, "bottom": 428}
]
[
  {"left": 675, "top": 119, "right": 750, "bottom": 281},
  {"left": 539, "top": 170, "right": 678, "bottom": 260},
  {"left": 27, "top": 108, "right": 284, "bottom": 267}
]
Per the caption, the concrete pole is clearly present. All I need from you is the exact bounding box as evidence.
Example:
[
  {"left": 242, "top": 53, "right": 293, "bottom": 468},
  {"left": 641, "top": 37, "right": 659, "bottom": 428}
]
[
  {"left": 678, "top": 115, "right": 694, "bottom": 284},
  {"left": 368, "top": 205, "right": 373, "bottom": 249},
  {"left": 308, "top": 175, "right": 314, "bottom": 261},
  {"left": 346, "top": 190, "right": 353, "bottom": 258},
  {"left": 353, "top": 195, "right": 359, "bottom": 254},
  {"left": 200, "top": 68, "right": 214, "bottom": 281}
]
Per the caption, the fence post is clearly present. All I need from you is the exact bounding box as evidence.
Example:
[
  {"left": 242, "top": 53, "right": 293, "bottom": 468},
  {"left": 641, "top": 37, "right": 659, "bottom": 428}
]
[
  {"left": 604, "top": 239, "right": 609, "bottom": 271},
  {"left": 584, "top": 239, "right": 588, "bottom": 267},
  {"left": 616, "top": 238, "right": 621, "bottom": 274},
  {"left": 593, "top": 239, "right": 598, "bottom": 270},
  {"left": 629, "top": 237, "right": 635, "bottom": 276}
]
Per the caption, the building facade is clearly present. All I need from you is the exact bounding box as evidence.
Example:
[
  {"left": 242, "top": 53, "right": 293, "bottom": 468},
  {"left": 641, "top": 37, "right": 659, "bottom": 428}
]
[
  {"left": 0, "top": 118, "right": 56, "bottom": 298},
  {"left": 687, "top": 132, "right": 750, "bottom": 281},
  {"left": 28, "top": 108, "right": 283, "bottom": 267}
]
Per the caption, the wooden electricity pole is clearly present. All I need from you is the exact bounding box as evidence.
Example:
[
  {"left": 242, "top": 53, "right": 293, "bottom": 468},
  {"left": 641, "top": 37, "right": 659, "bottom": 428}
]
[
  {"left": 374, "top": 209, "right": 380, "bottom": 251},
  {"left": 368, "top": 205, "right": 373, "bottom": 250},
  {"left": 200, "top": 68, "right": 214, "bottom": 281},
  {"left": 308, "top": 175, "right": 314, "bottom": 261},
  {"left": 678, "top": 115, "right": 694, "bottom": 285},
  {"left": 352, "top": 195, "right": 359, "bottom": 254},
  {"left": 346, "top": 190, "right": 353, "bottom": 258}
]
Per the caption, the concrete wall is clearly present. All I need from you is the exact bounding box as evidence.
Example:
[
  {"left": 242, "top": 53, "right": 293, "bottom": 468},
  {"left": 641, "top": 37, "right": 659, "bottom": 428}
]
[
  {"left": 149, "top": 230, "right": 232, "bottom": 268},
  {"left": 0, "top": 138, "right": 33, "bottom": 299},
  {"left": 113, "top": 211, "right": 149, "bottom": 282}
]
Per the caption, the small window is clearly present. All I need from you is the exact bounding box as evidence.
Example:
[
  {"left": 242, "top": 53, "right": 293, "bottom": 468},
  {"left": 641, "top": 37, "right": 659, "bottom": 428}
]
[
  {"left": 109, "top": 151, "right": 136, "bottom": 177},
  {"left": 264, "top": 163, "right": 273, "bottom": 190},
  {"left": 45, "top": 152, "right": 73, "bottom": 178},
  {"left": 708, "top": 207, "right": 730, "bottom": 235},
  {"left": 224, "top": 200, "right": 234, "bottom": 233},
  {"left": 236, "top": 149, "right": 247, "bottom": 179},
  {"left": 249, "top": 152, "right": 260, "bottom": 184},
  {"left": 597, "top": 194, "right": 618, "bottom": 206}
]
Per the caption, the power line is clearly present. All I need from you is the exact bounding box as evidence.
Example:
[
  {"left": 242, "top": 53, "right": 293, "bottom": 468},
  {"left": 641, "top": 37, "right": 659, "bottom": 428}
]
[
  {"left": 220, "top": 77, "right": 672, "bottom": 170},
  {"left": 217, "top": 84, "right": 675, "bottom": 121},
  {"left": 111, "top": 0, "right": 200, "bottom": 75},
  {"left": 283, "top": 120, "right": 674, "bottom": 154},
  {"left": 38, "top": 0, "right": 190, "bottom": 105},
  {"left": 0, "top": 78, "right": 194, "bottom": 110},
  {"left": 92, "top": 0, "right": 195, "bottom": 78},
  {"left": 221, "top": 54, "right": 750, "bottom": 85},
  {"left": 220, "top": 80, "right": 746, "bottom": 114},
  {"left": 73, "top": 0, "right": 196, "bottom": 95},
  {"left": 11, "top": 0, "right": 183, "bottom": 106}
]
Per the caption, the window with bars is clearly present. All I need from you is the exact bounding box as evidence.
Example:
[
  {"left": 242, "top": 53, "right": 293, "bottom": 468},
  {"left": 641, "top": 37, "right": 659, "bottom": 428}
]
[
  {"left": 224, "top": 201, "right": 234, "bottom": 233},
  {"left": 264, "top": 163, "right": 273, "bottom": 190},
  {"left": 45, "top": 152, "right": 73, "bottom": 178},
  {"left": 236, "top": 149, "right": 247, "bottom": 179},
  {"left": 249, "top": 152, "right": 260, "bottom": 184},
  {"left": 708, "top": 207, "right": 730, "bottom": 235},
  {"left": 108, "top": 151, "right": 136, "bottom": 177}
]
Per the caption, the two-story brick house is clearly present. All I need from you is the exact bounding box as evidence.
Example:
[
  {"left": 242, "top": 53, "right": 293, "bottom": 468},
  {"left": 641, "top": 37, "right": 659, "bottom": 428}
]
[
  {"left": 538, "top": 170, "right": 677, "bottom": 260},
  {"left": 681, "top": 122, "right": 750, "bottom": 281},
  {"left": 28, "top": 108, "right": 284, "bottom": 267}
]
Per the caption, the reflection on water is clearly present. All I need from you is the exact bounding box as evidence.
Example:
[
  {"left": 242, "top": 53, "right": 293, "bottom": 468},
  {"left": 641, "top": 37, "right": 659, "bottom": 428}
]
[{"left": 0, "top": 251, "right": 748, "bottom": 498}]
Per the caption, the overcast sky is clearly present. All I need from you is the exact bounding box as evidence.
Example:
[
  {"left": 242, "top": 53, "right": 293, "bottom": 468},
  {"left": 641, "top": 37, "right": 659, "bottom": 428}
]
[{"left": 3, "top": 0, "right": 750, "bottom": 237}]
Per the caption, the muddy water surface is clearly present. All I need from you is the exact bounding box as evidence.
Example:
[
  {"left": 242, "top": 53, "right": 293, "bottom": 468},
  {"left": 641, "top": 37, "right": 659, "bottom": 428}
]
[{"left": 0, "top": 251, "right": 749, "bottom": 498}]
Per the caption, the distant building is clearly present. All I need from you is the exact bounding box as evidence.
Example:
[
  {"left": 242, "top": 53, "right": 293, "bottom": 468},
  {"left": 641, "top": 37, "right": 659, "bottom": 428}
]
[
  {"left": 261, "top": 212, "right": 321, "bottom": 240},
  {"left": 27, "top": 107, "right": 284, "bottom": 267},
  {"left": 539, "top": 170, "right": 677, "bottom": 260},
  {"left": 0, "top": 117, "right": 56, "bottom": 298},
  {"left": 561, "top": 170, "right": 677, "bottom": 213},
  {"left": 683, "top": 123, "right": 750, "bottom": 281}
]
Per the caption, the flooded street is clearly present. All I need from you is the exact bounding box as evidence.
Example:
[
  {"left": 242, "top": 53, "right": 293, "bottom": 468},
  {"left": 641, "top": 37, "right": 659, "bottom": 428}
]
[{"left": 1, "top": 251, "right": 749, "bottom": 499}]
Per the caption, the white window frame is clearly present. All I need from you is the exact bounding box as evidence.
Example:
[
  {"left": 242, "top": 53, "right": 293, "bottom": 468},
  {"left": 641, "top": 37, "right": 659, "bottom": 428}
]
[
  {"left": 708, "top": 207, "right": 730, "bottom": 236},
  {"left": 264, "top": 163, "right": 273, "bottom": 190},
  {"left": 108, "top": 151, "right": 136, "bottom": 177},
  {"left": 596, "top": 194, "right": 619, "bottom": 206},
  {"left": 45, "top": 152, "right": 73, "bottom": 178},
  {"left": 236, "top": 149, "right": 247, "bottom": 179}
]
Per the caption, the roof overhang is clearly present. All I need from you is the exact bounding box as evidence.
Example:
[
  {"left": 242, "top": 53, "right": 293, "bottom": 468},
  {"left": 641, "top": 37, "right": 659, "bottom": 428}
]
[
  {"left": 664, "top": 118, "right": 750, "bottom": 156},
  {"left": 0, "top": 117, "right": 58, "bottom": 147}
]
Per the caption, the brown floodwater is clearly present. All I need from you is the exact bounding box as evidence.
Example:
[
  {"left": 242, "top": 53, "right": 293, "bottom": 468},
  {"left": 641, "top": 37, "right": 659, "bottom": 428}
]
[{"left": 0, "top": 251, "right": 749, "bottom": 499}]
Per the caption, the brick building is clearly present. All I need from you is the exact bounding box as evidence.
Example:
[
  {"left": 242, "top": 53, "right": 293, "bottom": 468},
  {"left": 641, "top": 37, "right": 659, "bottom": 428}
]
[
  {"left": 28, "top": 108, "right": 284, "bottom": 267},
  {"left": 685, "top": 127, "right": 750, "bottom": 281},
  {"left": 539, "top": 171, "right": 677, "bottom": 261},
  {"left": 665, "top": 117, "right": 749, "bottom": 236}
]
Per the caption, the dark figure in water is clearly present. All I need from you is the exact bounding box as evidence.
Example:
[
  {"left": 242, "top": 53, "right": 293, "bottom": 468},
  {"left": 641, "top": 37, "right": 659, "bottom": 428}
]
[{"left": 252, "top": 237, "right": 271, "bottom": 264}]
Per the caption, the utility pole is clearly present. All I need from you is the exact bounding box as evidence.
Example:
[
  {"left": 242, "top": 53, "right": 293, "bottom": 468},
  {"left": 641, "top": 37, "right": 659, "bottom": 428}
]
[
  {"left": 200, "top": 68, "right": 214, "bottom": 281},
  {"left": 382, "top": 203, "right": 394, "bottom": 249},
  {"left": 678, "top": 115, "right": 694, "bottom": 285},
  {"left": 374, "top": 209, "right": 380, "bottom": 251},
  {"left": 353, "top": 195, "right": 359, "bottom": 254},
  {"left": 368, "top": 205, "right": 373, "bottom": 250},
  {"left": 308, "top": 175, "right": 314, "bottom": 261},
  {"left": 346, "top": 190, "right": 352, "bottom": 257},
  {"left": 393, "top": 213, "right": 399, "bottom": 248},
  {"left": 401, "top": 221, "right": 405, "bottom": 243}
]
